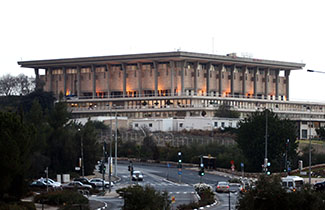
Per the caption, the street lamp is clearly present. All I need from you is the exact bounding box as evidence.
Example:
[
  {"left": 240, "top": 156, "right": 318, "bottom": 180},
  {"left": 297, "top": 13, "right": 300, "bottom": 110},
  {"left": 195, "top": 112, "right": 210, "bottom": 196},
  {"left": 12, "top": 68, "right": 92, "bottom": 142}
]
[
  {"left": 78, "top": 128, "right": 85, "bottom": 177},
  {"left": 307, "top": 106, "right": 312, "bottom": 184}
]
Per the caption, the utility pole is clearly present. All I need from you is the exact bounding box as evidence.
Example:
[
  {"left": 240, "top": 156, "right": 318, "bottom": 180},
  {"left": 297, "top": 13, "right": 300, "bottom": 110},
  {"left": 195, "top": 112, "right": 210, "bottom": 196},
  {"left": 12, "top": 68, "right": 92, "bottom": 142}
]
[
  {"left": 115, "top": 112, "right": 118, "bottom": 177},
  {"left": 80, "top": 129, "right": 85, "bottom": 177},
  {"left": 264, "top": 109, "right": 268, "bottom": 174},
  {"left": 109, "top": 121, "right": 112, "bottom": 192}
]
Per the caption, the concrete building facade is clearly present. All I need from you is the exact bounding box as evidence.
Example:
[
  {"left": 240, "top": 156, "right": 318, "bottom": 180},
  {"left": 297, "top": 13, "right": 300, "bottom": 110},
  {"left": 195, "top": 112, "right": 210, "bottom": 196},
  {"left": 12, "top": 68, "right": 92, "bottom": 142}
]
[{"left": 18, "top": 51, "right": 325, "bottom": 139}]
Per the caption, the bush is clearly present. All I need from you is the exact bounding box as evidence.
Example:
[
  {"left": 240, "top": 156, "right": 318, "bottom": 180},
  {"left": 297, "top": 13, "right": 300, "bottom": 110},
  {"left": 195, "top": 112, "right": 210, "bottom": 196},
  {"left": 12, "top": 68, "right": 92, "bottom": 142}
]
[
  {"left": 0, "top": 201, "right": 36, "bottom": 210},
  {"left": 237, "top": 175, "right": 325, "bottom": 210},
  {"left": 117, "top": 185, "right": 170, "bottom": 210},
  {"left": 178, "top": 183, "right": 215, "bottom": 209},
  {"left": 34, "top": 190, "right": 88, "bottom": 207}
]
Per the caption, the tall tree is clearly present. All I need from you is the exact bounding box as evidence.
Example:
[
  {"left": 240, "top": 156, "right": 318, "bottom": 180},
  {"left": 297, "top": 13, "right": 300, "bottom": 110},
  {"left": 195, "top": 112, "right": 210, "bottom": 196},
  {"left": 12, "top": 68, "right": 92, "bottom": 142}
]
[
  {"left": 0, "top": 74, "right": 16, "bottom": 96},
  {"left": 236, "top": 110, "right": 298, "bottom": 172},
  {"left": 0, "top": 112, "right": 35, "bottom": 200}
]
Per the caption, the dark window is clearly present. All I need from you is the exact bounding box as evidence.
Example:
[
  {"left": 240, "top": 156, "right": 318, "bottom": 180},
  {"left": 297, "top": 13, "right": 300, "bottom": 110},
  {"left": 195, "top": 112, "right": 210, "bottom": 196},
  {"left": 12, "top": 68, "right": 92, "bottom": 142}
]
[
  {"left": 149, "top": 123, "right": 153, "bottom": 127},
  {"left": 135, "top": 123, "right": 138, "bottom": 127},
  {"left": 214, "top": 122, "right": 218, "bottom": 127}
]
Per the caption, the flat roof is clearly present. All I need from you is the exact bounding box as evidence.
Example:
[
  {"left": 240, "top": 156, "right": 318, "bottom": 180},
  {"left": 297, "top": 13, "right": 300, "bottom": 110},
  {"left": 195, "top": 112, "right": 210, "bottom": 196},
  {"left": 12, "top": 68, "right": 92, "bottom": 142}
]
[{"left": 18, "top": 51, "right": 305, "bottom": 70}]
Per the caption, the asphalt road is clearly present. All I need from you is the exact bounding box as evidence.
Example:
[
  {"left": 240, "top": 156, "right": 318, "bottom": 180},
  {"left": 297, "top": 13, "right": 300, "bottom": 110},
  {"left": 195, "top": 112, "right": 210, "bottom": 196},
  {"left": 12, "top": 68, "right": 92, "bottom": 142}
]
[{"left": 89, "top": 160, "right": 240, "bottom": 210}]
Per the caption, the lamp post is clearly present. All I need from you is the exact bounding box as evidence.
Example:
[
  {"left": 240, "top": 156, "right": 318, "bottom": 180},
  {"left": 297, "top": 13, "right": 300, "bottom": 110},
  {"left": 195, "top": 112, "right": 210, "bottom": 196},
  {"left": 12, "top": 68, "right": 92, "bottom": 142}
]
[
  {"left": 115, "top": 111, "right": 118, "bottom": 177},
  {"left": 307, "top": 106, "right": 312, "bottom": 184},
  {"left": 78, "top": 128, "right": 85, "bottom": 177}
]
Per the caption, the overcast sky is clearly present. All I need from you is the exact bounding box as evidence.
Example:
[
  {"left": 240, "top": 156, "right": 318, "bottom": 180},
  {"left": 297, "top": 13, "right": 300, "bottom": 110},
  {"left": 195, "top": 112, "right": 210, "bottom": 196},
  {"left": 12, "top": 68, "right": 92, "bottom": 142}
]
[{"left": 1, "top": 0, "right": 325, "bottom": 102}]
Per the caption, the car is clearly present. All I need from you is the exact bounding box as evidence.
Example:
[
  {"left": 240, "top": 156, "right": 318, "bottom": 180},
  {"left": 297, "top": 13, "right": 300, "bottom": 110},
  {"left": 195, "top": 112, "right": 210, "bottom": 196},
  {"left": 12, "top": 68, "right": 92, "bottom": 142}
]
[
  {"left": 132, "top": 171, "right": 143, "bottom": 181},
  {"left": 229, "top": 183, "right": 243, "bottom": 193},
  {"left": 38, "top": 178, "right": 62, "bottom": 188},
  {"left": 63, "top": 181, "right": 92, "bottom": 190},
  {"left": 90, "top": 178, "right": 114, "bottom": 188},
  {"left": 314, "top": 181, "right": 325, "bottom": 192},
  {"left": 74, "top": 177, "right": 96, "bottom": 188},
  {"left": 29, "top": 180, "right": 54, "bottom": 190},
  {"left": 216, "top": 181, "right": 230, "bottom": 193}
]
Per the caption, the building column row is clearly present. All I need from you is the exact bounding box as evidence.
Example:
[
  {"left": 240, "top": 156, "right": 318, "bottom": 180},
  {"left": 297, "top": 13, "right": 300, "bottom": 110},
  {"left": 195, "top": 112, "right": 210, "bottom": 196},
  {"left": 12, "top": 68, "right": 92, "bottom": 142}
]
[{"left": 43, "top": 62, "right": 288, "bottom": 100}]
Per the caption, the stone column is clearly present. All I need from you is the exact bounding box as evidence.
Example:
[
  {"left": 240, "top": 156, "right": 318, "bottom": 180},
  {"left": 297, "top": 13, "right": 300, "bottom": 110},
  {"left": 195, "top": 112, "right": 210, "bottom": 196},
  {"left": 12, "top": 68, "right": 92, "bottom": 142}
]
[
  {"left": 181, "top": 60, "right": 187, "bottom": 96},
  {"left": 48, "top": 68, "right": 53, "bottom": 92},
  {"left": 63, "top": 67, "right": 67, "bottom": 97},
  {"left": 275, "top": 70, "right": 279, "bottom": 100},
  {"left": 285, "top": 70, "right": 291, "bottom": 100},
  {"left": 219, "top": 64, "right": 224, "bottom": 97},
  {"left": 206, "top": 62, "right": 211, "bottom": 96},
  {"left": 77, "top": 66, "right": 81, "bottom": 98},
  {"left": 265, "top": 68, "right": 269, "bottom": 99},
  {"left": 170, "top": 61, "right": 175, "bottom": 96},
  {"left": 242, "top": 66, "right": 247, "bottom": 98},
  {"left": 137, "top": 63, "right": 142, "bottom": 97},
  {"left": 34, "top": 68, "right": 40, "bottom": 90},
  {"left": 91, "top": 65, "right": 96, "bottom": 99},
  {"left": 254, "top": 67, "right": 258, "bottom": 99},
  {"left": 121, "top": 63, "right": 126, "bottom": 98},
  {"left": 194, "top": 61, "right": 199, "bottom": 95},
  {"left": 106, "top": 64, "right": 110, "bottom": 98},
  {"left": 153, "top": 61, "right": 158, "bottom": 96},
  {"left": 230, "top": 65, "right": 235, "bottom": 97}
]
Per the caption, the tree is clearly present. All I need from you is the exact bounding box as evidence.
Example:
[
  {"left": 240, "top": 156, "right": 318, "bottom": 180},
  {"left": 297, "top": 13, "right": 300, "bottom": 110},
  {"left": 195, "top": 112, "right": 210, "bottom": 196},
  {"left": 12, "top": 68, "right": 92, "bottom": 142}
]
[
  {"left": 0, "top": 74, "right": 16, "bottom": 96},
  {"left": 214, "top": 104, "right": 240, "bottom": 118},
  {"left": 316, "top": 126, "right": 325, "bottom": 140},
  {"left": 0, "top": 112, "right": 35, "bottom": 200},
  {"left": 237, "top": 175, "right": 325, "bottom": 210},
  {"left": 236, "top": 110, "right": 298, "bottom": 172}
]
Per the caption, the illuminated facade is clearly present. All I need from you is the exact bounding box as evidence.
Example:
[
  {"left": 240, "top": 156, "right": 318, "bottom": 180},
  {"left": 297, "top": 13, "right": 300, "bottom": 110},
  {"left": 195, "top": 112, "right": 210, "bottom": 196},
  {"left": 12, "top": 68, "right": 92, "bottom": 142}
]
[{"left": 18, "top": 51, "right": 325, "bottom": 139}]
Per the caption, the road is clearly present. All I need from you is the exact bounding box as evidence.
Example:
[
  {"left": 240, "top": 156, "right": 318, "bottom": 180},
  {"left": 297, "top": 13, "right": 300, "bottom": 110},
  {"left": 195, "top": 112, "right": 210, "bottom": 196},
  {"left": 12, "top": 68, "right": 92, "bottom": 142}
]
[{"left": 89, "top": 160, "right": 239, "bottom": 210}]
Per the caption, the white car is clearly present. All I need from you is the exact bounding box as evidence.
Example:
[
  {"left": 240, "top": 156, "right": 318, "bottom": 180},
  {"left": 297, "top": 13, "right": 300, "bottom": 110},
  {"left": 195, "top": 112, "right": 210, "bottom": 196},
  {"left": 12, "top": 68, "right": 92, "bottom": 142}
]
[
  {"left": 90, "top": 178, "right": 114, "bottom": 188},
  {"left": 38, "top": 178, "right": 61, "bottom": 188},
  {"left": 132, "top": 171, "right": 143, "bottom": 181}
]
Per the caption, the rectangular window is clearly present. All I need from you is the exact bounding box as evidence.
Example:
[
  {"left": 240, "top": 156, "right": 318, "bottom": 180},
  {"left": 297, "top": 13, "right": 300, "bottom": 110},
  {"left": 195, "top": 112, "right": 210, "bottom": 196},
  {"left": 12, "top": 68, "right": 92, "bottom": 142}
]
[
  {"left": 149, "top": 123, "right": 153, "bottom": 127},
  {"left": 179, "top": 123, "right": 183, "bottom": 128},
  {"left": 214, "top": 122, "right": 218, "bottom": 127},
  {"left": 221, "top": 122, "right": 225, "bottom": 127},
  {"left": 135, "top": 123, "right": 138, "bottom": 127}
]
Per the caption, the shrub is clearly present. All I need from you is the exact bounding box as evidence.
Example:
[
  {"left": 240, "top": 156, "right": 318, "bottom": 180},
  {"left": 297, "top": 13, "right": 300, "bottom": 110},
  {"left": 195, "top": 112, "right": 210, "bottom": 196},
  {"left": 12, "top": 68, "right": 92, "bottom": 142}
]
[
  {"left": 117, "top": 185, "right": 170, "bottom": 210},
  {"left": 0, "top": 201, "right": 36, "bottom": 210},
  {"left": 34, "top": 190, "right": 88, "bottom": 207},
  {"left": 178, "top": 183, "right": 215, "bottom": 209}
]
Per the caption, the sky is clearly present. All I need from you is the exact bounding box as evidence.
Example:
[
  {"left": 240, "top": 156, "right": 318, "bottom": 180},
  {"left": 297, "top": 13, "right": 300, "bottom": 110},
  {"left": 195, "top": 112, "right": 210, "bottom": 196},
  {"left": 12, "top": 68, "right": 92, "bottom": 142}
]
[{"left": 1, "top": 0, "right": 325, "bottom": 102}]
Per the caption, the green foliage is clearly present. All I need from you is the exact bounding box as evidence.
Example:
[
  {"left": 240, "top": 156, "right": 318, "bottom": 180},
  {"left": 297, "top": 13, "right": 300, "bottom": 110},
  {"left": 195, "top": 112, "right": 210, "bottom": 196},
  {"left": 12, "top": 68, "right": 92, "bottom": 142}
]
[
  {"left": 237, "top": 175, "right": 325, "bottom": 210},
  {"left": 34, "top": 190, "right": 88, "bottom": 207},
  {"left": 0, "top": 201, "right": 36, "bottom": 210},
  {"left": 0, "top": 112, "right": 35, "bottom": 200},
  {"left": 236, "top": 110, "right": 298, "bottom": 172},
  {"left": 316, "top": 126, "right": 325, "bottom": 140},
  {"left": 117, "top": 185, "right": 170, "bottom": 210},
  {"left": 178, "top": 183, "right": 215, "bottom": 209},
  {"left": 214, "top": 104, "right": 240, "bottom": 118}
]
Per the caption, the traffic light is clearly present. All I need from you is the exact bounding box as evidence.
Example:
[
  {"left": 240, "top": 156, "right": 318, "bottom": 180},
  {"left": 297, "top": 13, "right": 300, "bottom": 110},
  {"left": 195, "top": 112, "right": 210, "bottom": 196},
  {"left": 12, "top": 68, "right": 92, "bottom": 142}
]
[
  {"left": 178, "top": 152, "right": 182, "bottom": 169},
  {"left": 199, "top": 155, "right": 205, "bottom": 176},
  {"left": 199, "top": 168, "right": 205, "bottom": 176}
]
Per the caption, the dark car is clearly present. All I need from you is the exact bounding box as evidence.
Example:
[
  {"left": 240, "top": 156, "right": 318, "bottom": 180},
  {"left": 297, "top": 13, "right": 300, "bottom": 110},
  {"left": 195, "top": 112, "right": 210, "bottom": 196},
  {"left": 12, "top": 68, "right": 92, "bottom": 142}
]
[
  {"left": 63, "top": 181, "right": 92, "bottom": 190},
  {"left": 74, "top": 177, "right": 96, "bottom": 188},
  {"left": 29, "top": 180, "right": 54, "bottom": 190},
  {"left": 314, "top": 181, "right": 325, "bottom": 192}
]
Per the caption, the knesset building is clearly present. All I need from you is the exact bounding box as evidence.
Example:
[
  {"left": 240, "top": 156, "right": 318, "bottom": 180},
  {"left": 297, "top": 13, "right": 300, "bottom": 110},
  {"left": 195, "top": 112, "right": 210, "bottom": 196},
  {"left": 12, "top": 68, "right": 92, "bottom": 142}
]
[{"left": 18, "top": 51, "right": 325, "bottom": 139}]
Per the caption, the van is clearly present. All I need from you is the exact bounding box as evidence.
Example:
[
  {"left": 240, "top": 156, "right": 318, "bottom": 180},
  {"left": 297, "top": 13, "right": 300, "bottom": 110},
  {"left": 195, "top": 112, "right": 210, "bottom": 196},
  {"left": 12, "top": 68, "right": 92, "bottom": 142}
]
[{"left": 281, "top": 176, "right": 304, "bottom": 192}]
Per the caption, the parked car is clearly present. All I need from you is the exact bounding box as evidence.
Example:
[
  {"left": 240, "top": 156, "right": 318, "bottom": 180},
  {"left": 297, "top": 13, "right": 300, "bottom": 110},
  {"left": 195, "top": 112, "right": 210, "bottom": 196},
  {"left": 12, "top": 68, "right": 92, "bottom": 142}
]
[
  {"left": 132, "top": 171, "right": 144, "bottom": 181},
  {"left": 63, "top": 181, "right": 92, "bottom": 190},
  {"left": 74, "top": 177, "right": 96, "bottom": 188},
  {"left": 314, "top": 181, "right": 325, "bottom": 192},
  {"left": 216, "top": 181, "right": 230, "bottom": 193},
  {"left": 90, "top": 178, "right": 114, "bottom": 188},
  {"left": 30, "top": 180, "right": 54, "bottom": 190},
  {"left": 38, "top": 178, "right": 61, "bottom": 188}
]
